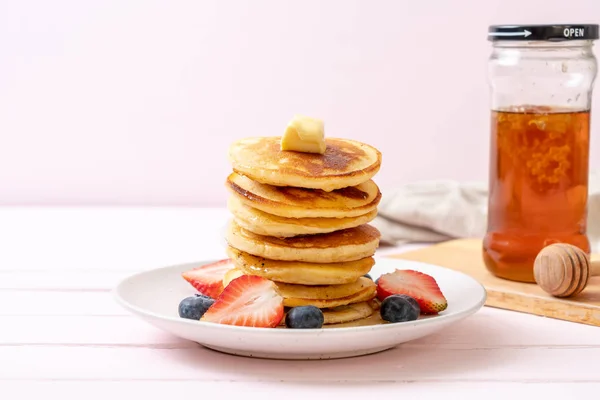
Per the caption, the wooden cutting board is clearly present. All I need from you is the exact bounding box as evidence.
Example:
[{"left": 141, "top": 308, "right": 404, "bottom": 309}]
[{"left": 388, "top": 238, "right": 600, "bottom": 327}]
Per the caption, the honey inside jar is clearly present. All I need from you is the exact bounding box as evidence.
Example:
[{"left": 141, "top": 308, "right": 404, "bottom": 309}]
[{"left": 483, "top": 105, "right": 591, "bottom": 282}]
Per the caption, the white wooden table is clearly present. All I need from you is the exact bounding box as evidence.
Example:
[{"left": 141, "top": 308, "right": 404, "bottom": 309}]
[{"left": 1, "top": 207, "right": 599, "bottom": 399}]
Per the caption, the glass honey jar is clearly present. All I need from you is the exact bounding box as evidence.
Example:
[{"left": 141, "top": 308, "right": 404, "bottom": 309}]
[{"left": 483, "top": 24, "right": 599, "bottom": 282}]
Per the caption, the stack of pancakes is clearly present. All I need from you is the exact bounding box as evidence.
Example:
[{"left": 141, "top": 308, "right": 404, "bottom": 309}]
[{"left": 224, "top": 136, "right": 383, "bottom": 325}]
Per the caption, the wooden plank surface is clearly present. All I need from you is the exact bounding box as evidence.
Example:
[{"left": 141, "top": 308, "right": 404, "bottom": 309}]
[
  {"left": 3, "top": 382, "right": 600, "bottom": 400},
  {"left": 2, "top": 207, "right": 600, "bottom": 398},
  {"left": 0, "top": 291, "right": 125, "bottom": 316},
  {"left": 1, "top": 345, "right": 600, "bottom": 381},
  {"left": 389, "top": 238, "right": 600, "bottom": 327}
]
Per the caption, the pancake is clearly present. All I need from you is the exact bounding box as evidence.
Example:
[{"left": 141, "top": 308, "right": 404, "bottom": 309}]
[
  {"left": 223, "top": 267, "right": 245, "bottom": 286},
  {"left": 228, "top": 137, "right": 382, "bottom": 191},
  {"left": 275, "top": 277, "right": 375, "bottom": 301},
  {"left": 321, "top": 301, "right": 377, "bottom": 325},
  {"left": 226, "top": 246, "right": 374, "bottom": 285},
  {"left": 227, "top": 196, "right": 378, "bottom": 238},
  {"left": 283, "top": 285, "right": 376, "bottom": 308},
  {"left": 224, "top": 269, "right": 376, "bottom": 307},
  {"left": 226, "top": 220, "right": 381, "bottom": 263},
  {"left": 226, "top": 172, "right": 381, "bottom": 219}
]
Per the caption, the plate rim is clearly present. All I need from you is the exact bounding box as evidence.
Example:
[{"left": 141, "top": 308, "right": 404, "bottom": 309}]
[{"left": 112, "top": 256, "right": 487, "bottom": 334}]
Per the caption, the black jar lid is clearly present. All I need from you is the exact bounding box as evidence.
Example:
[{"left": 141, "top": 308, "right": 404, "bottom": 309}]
[{"left": 488, "top": 24, "right": 599, "bottom": 41}]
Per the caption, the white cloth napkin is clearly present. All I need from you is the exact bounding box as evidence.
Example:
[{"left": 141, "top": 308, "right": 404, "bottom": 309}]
[{"left": 371, "top": 172, "right": 600, "bottom": 253}]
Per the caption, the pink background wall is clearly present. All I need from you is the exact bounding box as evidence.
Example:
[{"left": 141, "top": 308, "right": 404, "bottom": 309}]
[{"left": 1, "top": 0, "right": 600, "bottom": 207}]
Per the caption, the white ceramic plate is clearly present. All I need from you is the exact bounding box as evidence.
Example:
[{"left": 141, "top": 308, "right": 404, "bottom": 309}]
[{"left": 113, "top": 257, "right": 486, "bottom": 360}]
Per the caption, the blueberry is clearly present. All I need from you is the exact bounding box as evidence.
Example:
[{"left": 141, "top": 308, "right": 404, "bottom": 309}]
[
  {"left": 363, "top": 273, "right": 373, "bottom": 280},
  {"left": 178, "top": 295, "right": 214, "bottom": 320},
  {"left": 380, "top": 294, "right": 420, "bottom": 323},
  {"left": 398, "top": 294, "right": 420, "bottom": 311},
  {"left": 285, "top": 306, "right": 324, "bottom": 329}
]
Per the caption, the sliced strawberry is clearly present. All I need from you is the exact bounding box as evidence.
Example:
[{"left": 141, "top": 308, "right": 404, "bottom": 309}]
[
  {"left": 182, "top": 259, "right": 233, "bottom": 298},
  {"left": 201, "top": 275, "right": 284, "bottom": 328},
  {"left": 376, "top": 269, "right": 448, "bottom": 314}
]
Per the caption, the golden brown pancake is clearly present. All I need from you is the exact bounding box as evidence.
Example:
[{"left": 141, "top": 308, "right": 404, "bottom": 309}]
[
  {"left": 321, "top": 301, "right": 377, "bottom": 325},
  {"left": 227, "top": 196, "right": 378, "bottom": 237},
  {"left": 274, "top": 277, "right": 375, "bottom": 301},
  {"left": 226, "top": 220, "right": 381, "bottom": 263},
  {"left": 228, "top": 137, "right": 382, "bottom": 191},
  {"left": 283, "top": 285, "right": 376, "bottom": 308},
  {"left": 222, "top": 267, "right": 244, "bottom": 286},
  {"left": 226, "top": 246, "right": 374, "bottom": 285},
  {"left": 226, "top": 172, "right": 381, "bottom": 219},
  {"left": 223, "top": 268, "right": 376, "bottom": 308}
]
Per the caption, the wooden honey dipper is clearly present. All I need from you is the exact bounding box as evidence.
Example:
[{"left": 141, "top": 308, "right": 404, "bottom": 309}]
[{"left": 533, "top": 243, "right": 600, "bottom": 297}]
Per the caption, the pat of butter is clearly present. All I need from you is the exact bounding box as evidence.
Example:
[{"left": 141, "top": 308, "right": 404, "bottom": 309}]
[{"left": 281, "top": 115, "right": 326, "bottom": 154}]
